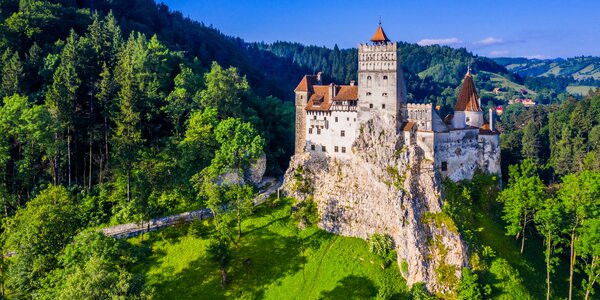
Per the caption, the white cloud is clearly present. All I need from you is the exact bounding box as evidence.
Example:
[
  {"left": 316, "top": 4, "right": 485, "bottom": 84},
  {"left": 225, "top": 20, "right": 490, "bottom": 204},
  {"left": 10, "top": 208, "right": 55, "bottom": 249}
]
[
  {"left": 525, "top": 54, "right": 548, "bottom": 60},
  {"left": 476, "top": 37, "right": 504, "bottom": 46},
  {"left": 417, "top": 37, "right": 463, "bottom": 46},
  {"left": 488, "top": 50, "right": 510, "bottom": 57}
]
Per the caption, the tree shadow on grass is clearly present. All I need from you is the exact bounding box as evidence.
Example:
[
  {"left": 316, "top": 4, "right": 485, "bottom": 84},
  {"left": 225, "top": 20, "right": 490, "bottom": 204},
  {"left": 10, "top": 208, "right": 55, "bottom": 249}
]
[{"left": 318, "top": 275, "right": 378, "bottom": 300}]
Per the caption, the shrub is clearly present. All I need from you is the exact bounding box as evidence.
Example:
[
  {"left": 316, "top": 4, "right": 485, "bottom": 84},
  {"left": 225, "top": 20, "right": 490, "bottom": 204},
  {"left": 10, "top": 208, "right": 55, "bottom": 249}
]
[
  {"left": 408, "top": 283, "right": 436, "bottom": 300},
  {"left": 291, "top": 197, "right": 319, "bottom": 228},
  {"left": 367, "top": 233, "right": 397, "bottom": 267},
  {"left": 458, "top": 268, "right": 482, "bottom": 300}
]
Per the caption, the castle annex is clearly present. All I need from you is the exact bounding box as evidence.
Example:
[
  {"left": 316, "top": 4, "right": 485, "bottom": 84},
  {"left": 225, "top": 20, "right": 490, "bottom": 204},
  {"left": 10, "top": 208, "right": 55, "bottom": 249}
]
[{"left": 294, "top": 24, "right": 500, "bottom": 181}]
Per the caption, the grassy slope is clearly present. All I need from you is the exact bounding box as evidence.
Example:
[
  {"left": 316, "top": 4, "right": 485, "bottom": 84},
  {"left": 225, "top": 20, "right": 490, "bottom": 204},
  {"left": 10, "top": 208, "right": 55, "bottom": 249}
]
[
  {"left": 128, "top": 199, "right": 407, "bottom": 300},
  {"left": 566, "top": 85, "right": 598, "bottom": 96},
  {"left": 481, "top": 71, "right": 537, "bottom": 96}
]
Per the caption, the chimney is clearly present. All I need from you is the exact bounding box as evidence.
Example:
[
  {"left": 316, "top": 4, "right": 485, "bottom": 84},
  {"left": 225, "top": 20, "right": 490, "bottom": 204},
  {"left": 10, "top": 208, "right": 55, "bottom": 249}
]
[
  {"left": 489, "top": 108, "right": 495, "bottom": 132},
  {"left": 329, "top": 83, "right": 336, "bottom": 100},
  {"left": 316, "top": 72, "right": 322, "bottom": 84},
  {"left": 350, "top": 80, "right": 355, "bottom": 86}
]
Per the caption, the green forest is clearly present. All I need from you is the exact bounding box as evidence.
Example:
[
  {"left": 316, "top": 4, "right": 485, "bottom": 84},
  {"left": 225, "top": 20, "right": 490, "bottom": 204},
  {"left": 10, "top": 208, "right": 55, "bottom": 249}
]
[{"left": 0, "top": 0, "right": 598, "bottom": 299}]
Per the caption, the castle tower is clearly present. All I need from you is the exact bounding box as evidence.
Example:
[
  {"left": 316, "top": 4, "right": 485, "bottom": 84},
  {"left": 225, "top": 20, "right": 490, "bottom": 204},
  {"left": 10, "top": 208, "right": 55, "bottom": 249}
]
[
  {"left": 357, "top": 23, "right": 407, "bottom": 127},
  {"left": 452, "top": 69, "right": 483, "bottom": 128},
  {"left": 294, "top": 73, "right": 320, "bottom": 154}
]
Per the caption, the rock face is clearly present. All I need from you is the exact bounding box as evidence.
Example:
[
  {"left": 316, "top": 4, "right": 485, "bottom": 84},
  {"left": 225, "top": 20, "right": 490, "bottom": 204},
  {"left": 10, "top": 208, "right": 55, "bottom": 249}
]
[{"left": 283, "top": 116, "right": 467, "bottom": 294}]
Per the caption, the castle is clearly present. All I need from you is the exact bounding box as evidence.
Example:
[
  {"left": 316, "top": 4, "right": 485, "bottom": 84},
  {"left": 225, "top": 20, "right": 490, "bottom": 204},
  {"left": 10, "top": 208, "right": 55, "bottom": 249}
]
[{"left": 294, "top": 24, "right": 500, "bottom": 181}]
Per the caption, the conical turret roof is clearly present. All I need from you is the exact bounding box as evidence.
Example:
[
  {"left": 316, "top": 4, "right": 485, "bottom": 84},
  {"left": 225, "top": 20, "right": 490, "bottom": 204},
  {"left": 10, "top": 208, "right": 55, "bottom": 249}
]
[
  {"left": 370, "top": 23, "right": 390, "bottom": 43},
  {"left": 455, "top": 69, "right": 482, "bottom": 112}
]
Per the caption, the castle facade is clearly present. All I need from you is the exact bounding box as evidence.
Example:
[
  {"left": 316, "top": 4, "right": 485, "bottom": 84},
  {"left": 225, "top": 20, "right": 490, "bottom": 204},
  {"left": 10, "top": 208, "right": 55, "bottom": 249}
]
[{"left": 294, "top": 24, "right": 500, "bottom": 181}]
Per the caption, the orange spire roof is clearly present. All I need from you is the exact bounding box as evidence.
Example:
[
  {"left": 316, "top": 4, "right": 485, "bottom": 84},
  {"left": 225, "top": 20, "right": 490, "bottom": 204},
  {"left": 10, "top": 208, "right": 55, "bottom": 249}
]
[
  {"left": 370, "top": 23, "right": 390, "bottom": 43},
  {"left": 455, "top": 70, "right": 482, "bottom": 112}
]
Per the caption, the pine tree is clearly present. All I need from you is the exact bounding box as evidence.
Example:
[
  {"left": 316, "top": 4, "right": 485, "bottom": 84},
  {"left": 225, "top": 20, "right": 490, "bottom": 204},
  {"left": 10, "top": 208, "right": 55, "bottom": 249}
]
[{"left": 1, "top": 51, "right": 24, "bottom": 98}]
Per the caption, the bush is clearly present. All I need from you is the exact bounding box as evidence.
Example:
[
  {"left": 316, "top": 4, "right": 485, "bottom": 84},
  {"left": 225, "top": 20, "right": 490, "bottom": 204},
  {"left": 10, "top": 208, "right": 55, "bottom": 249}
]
[
  {"left": 367, "top": 233, "right": 397, "bottom": 267},
  {"left": 291, "top": 197, "right": 319, "bottom": 228},
  {"left": 408, "top": 283, "right": 436, "bottom": 300},
  {"left": 187, "top": 219, "right": 208, "bottom": 238},
  {"left": 458, "top": 268, "right": 482, "bottom": 300}
]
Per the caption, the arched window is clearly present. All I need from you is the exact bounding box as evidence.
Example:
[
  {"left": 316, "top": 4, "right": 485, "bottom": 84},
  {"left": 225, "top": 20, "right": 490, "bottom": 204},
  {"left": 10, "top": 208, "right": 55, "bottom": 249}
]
[
  {"left": 383, "top": 75, "right": 388, "bottom": 80},
  {"left": 367, "top": 75, "right": 372, "bottom": 88}
]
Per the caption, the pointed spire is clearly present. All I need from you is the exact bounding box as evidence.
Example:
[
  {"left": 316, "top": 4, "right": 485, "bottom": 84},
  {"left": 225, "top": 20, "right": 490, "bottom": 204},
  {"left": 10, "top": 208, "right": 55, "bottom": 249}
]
[
  {"left": 455, "top": 69, "right": 482, "bottom": 112},
  {"left": 370, "top": 21, "right": 390, "bottom": 43}
]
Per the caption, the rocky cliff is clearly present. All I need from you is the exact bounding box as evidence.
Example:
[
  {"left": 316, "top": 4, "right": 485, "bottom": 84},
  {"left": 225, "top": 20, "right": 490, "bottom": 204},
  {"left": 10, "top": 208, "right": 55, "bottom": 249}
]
[{"left": 283, "top": 116, "right": 468, "bottom": 294}]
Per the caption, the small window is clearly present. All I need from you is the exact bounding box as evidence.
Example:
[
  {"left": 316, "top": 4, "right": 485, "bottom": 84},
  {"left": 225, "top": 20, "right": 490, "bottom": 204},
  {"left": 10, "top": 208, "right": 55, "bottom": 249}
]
[
  {"left": 317, "top": 128, "right": 321, "bottom": 135},
  {"left": 369, "top": 103, "right": 373, "bottom": 108},
  {"left": 341, "top": 147, "right": 346, "bottom": 153},
  {"left": 311, "top": 145, "right": 315, "bottom": 151},
  {"left": 334, "top": 146, "right": 339, "bottom": 152},
  {"left": 367, "top": 92, "right": 372, "bottom": 96},
  {"left": 309, "top": 128, "right": 313, "bottom": 134},
  {"left": 324, "top": 117, "right": 327, "bottom": 121},
  {"left": 441, "top": 161, "right": 448, "bottom": 171},
  {"left": 466, "top": 117, "right": 470, "bottom": 122},
  {"left": 354, "top": 118, "right": 356, "bottom": 122},
  {"left": 347, "top": 117, "right": 350, "bottom": 121},
  {"left": 382, "top": 93, "right": 388, "bottom": 96},
  {"left": 341, "top": 130, "right": 345, "bottom": 137},
  {"left": 335, "top": 117, "right": 338, "bottom": 122},
  {"left": 314, "top": 116, "right": 317, "bottom": 120},
  {"left": 300, "top": 95, "right": 303, "bottom": 99},
  {"left": 367, "top": 76, "right": 372, "bottom": 80},
  {"left": 383, "top": 75, "right": 388, "bottom": 80},
  {"left": 322, "top": 146, "right": 326, "bottom": 152},
  {"left": 382, "top": 104, "right": 386, "bottom": 109}
]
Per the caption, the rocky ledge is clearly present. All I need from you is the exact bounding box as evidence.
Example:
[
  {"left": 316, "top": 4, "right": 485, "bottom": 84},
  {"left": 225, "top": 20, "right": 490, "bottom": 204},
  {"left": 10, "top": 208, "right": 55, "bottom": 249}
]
[{"left": 283, "top": 116, "right": 467, "bottom": 294}]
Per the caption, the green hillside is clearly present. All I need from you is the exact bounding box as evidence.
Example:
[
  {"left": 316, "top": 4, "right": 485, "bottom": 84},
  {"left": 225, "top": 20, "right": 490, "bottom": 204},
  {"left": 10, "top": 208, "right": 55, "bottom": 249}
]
[{"left": 494, "top": 56, "right": 600, "bottom": 80}]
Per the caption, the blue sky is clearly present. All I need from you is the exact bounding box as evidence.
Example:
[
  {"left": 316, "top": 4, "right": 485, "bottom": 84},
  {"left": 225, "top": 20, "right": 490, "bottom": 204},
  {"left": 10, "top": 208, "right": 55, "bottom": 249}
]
[{"left": 160, "top": 0, "right": 600, "bottom": 59}]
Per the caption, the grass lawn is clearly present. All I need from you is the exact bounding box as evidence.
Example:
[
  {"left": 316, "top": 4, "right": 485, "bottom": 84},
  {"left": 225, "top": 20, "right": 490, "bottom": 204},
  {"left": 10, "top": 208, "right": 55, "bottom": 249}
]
[
  {"left": 566, "top": 85, "right": 598, "bottom": 96},
  {"left": 128, "top": 198, "right": 407, "bottom": 299}
]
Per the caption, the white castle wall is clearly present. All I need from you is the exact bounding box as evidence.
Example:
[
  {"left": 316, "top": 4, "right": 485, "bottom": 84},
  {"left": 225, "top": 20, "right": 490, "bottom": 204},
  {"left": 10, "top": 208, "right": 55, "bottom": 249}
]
[
  {"left": 434, "top": 129, "right": 481, "bottom": 181},
  {"left": 305, "top": 110, "right": 358, "bottom": 159}
]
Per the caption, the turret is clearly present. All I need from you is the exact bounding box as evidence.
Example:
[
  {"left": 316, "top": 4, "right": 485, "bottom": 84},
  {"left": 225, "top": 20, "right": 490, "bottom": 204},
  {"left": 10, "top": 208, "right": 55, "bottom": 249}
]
[{"left": 452, "top": 69, "right": 483, "bottom": 128}]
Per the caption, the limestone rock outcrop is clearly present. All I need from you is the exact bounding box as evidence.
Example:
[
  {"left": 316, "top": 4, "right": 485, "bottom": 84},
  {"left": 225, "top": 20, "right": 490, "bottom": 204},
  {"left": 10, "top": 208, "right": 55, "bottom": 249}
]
[{"left": 283, "top": 116, "right": 467, "bottom": 294}]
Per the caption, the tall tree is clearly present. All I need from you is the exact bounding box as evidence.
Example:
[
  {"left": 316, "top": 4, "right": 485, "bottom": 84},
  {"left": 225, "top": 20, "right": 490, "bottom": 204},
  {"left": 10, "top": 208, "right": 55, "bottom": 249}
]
[
  {"left": 498, "top": 160, "right": 546, "bottom": 254},
  {"left": 112, "top": 33, "right": 145, "bottom": 204},
  {"left": 1, "top": 50, "right": 24, "bottom": 98},
  {"left": 200, "top": 62, "right": 250, "bottom": 119},
  {"left": 45, "top": 30, "right": 80, "bottom": 186},
  {"left": 559, "top": 171, "right": 600, "bottom": 300},
  {"left": 534, "top": 197, "right": 565, "bottom": 300},
  {"left": 578, "top": 217, "right": 600, "bottom": 300}
]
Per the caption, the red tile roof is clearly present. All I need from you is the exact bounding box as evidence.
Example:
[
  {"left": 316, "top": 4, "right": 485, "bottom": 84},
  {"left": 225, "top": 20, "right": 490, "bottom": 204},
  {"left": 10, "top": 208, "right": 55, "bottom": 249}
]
[
  {"left": 401, "top": 121, "right": 416, "bottom": 132},
  {"left": 332, "top": 86, "right": 358, "bottom": 101},
  {"left": 295, "top": 75, "right": 318, "bottom": 92},
  {"left": 455, "top": 71, "right": 482, "bottom": 112},
  {"left": 370, "top": 25, "right": 390, "bottom": 43},
  {"left": 305, "top": 86, "right": 331, "bottom": 111}
]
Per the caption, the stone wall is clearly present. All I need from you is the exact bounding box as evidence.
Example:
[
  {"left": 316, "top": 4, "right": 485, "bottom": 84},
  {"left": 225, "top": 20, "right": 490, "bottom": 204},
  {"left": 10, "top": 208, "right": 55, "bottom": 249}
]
[{"left": 283, "top": 115, "right": 467, "bottom": 294}]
